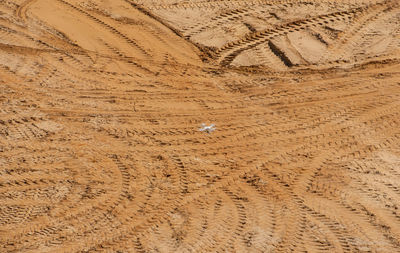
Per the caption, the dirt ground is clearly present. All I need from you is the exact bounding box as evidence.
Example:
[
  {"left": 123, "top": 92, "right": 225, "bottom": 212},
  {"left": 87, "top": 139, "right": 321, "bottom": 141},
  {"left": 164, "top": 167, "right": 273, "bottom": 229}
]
[{"left": 0, "top": 0, "right": 399, "bottom": 252}]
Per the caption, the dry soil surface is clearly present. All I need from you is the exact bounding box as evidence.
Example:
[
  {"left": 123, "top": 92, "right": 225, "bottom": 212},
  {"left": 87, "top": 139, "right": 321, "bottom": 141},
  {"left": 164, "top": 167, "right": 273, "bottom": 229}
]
[{"left": 1, "top": 0, "right": 400, "bottom": 252}]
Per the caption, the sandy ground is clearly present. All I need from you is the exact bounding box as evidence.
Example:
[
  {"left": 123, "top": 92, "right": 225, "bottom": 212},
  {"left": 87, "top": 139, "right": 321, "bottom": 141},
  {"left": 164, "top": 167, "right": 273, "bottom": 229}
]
[{"left": 0, "top": 0, "right": 400, "bottom": 252}]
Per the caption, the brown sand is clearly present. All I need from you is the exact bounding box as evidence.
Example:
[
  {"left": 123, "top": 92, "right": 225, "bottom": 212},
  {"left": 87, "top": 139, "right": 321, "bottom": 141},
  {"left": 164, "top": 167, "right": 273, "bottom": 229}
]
[{"left": 1, "top": 0, "right": 400, "bottom": 252}]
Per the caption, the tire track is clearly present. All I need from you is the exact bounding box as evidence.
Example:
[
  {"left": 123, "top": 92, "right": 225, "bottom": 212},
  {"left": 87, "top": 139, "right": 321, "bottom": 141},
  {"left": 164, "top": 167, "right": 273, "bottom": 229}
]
[
  {"left": 215, "top": 8, "right": 362, "bottom": 66},
  {"left": 15, "top": 0, "right": 38, "bottom": 22},
  {"left": 55, "top": 0, "right": 150, "bottom": 57}
]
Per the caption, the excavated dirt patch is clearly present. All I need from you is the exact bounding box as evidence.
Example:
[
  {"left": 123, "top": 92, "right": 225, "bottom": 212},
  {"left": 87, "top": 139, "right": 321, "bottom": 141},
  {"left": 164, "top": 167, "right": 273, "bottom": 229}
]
[{"left": 0, "top": 0, "right": 399, "bottom": 252}]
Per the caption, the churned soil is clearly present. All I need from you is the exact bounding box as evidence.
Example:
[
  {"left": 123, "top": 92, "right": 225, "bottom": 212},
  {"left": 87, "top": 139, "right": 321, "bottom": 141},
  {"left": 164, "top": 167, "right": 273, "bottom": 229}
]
[{"left": 1, "top": 0, "right": 399, "bottom": 252}]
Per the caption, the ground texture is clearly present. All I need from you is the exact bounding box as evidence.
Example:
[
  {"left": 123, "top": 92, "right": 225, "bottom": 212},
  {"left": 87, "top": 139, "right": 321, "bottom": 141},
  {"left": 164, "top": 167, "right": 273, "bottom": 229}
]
[{"left": 0, "top": 0, "right": 400, "bottom": 252}]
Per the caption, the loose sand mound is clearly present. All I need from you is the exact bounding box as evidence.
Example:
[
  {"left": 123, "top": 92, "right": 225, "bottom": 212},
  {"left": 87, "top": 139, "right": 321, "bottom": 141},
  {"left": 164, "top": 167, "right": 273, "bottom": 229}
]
[{"left": 0, "top": 0, "right": 400, "bottom": 252}]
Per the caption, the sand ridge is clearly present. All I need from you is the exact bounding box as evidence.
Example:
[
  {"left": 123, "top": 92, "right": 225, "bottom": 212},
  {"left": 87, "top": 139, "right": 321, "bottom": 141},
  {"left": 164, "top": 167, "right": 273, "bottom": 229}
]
[{"left": 0, "top": 0, "right": 400, "bottom": 252}]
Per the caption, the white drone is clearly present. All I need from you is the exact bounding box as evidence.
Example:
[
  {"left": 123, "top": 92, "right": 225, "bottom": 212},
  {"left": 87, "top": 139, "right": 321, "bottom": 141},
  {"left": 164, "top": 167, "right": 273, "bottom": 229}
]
[{"left": 199, "top": 123, "right": 216, "bottom": 133}]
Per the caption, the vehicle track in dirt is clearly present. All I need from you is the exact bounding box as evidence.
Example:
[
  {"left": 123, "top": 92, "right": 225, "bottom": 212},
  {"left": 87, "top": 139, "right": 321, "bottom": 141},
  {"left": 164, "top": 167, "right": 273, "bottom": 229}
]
[
  {"left": 0, "top": 0, "right": 399, "bottom": 252},
  {"left": 214, "top": 3, "right": 390, "bottom": 66}
]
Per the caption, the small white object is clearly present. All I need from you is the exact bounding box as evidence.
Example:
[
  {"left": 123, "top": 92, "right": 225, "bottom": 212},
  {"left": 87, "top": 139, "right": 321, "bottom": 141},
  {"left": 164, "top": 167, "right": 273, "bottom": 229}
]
[{"left": 199, "top": 123, "right": 216, "bottom": 133}]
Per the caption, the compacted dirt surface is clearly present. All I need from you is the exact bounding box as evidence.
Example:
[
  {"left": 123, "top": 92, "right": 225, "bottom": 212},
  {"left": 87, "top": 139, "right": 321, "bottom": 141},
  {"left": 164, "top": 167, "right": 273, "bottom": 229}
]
[{"left": 1, "top": 0, "right": 400, "bottom": 252}]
